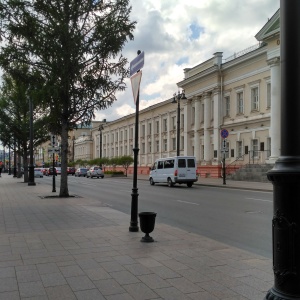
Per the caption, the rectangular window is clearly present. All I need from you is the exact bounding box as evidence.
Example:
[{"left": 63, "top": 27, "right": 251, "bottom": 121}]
[
  {"left": 181, "top": 114, "right": 184, "bottom": 128},
  {"left": 191, "top": 107, "right": 195, "bottom": 124},
  {"left": 251, "top": 87, "right": 259, "bottom": 111},
  {"left": 225, "top": 96, "right": 230, "bottom": 117},
  {"left": 142, "top": 143, "right": 145, "bottom": 154},
  {"left": 148, "top": 123, "right": 152, "bottom": 135},
  {"left": 252, "top": 139, "right": 259, "bottom": 158},
  {"left": 267, "top": 83, "right": 271, "bottom": 108},
  {"left": 172, "top": 116, "right": 176, "bottom": 130},
  {"left": 178, "top": 159, "right": 186, "bottom": 168},
  {"left": 231, "top": 149, "right": 234, "bottom": 158},
  {"left": 225, "top": 141, "right": 229, "bottom": 158},
  {"left": 120, "top": 131, "right": 123, "bottom": 141},
  {"left": 163, "top": 119, "right": 167, "bottom": 132},
  {"left": 142, "top": 125, "right": 145, "bottom": 137},
  {"left": 164, "top": 159, "right": 174, "bottom": 169},
  {"left": 172, "top": 138, "right": 176, "bottom": 150},
  {"left": 163, "top": 139, "right": 167, "bottom": 151},
  {"left": 116, "top": 132, "right": 118, "bottom": 142},
  {"left": 148, "top": 141, "right": 152, "bottom": 153},
  {"left": 156, "top": 140, "right": 159, "bottom": 152},
  {"left": 156, "top": 121, "right": 159, "bottom": 134},
  {"left": 130, "top": 128, "right": 133, "bottom": 139},
  {"left": 181, "top": 136, "right": 184, "bottom": 150},
  {"left": 237, "top": 92, "right": 244, "bottom": 114},
  {"left": 237, "top": 141, "right": 243, "bottom": 158},
  {"left": 187, "top": 159, "right": 195, "bottom": 168}
]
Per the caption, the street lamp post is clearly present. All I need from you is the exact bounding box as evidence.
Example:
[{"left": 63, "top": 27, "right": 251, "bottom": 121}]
[
  {"left": 28, "top": 98, "right": 36, "bottom": 186},
  {"left": 171, "top": 90, "right": 187, "bottom": 156},
  {"left": 265, "top": 1, "right": 300, "bottom": 299},
  {"left": 98, "top": 124, "right": 104, "bottom": 159}
]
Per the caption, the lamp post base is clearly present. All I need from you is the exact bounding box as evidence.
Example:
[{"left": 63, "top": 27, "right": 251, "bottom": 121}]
[{"left": 265, "top": 288, "right": 300, "bottom": 300}]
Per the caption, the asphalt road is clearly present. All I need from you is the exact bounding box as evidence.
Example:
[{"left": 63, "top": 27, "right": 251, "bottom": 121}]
[{"left": 40, "top": 175, "right": 273, "bottom": 258}]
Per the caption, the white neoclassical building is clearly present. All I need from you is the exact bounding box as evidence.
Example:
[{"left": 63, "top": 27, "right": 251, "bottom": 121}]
[{"left": 83, "top": 9, "right": 280, "bottom": 178}]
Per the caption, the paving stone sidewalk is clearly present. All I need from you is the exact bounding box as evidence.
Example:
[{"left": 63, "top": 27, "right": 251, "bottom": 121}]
[{"left": 0, "top": 174, "right": 273, "bottom": 300}]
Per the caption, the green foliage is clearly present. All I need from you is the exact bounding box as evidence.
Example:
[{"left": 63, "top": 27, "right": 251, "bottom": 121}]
[
  {"left": 0, "top": 0, "right": 136, "bottom": 196},
  {"left": 104, "top": 170, "right": 124, "bottom": 175}
]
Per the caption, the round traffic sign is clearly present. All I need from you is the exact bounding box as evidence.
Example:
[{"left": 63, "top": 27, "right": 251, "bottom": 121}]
[{"left": 220, "top": 129, "right": 229, "bottom": 138}]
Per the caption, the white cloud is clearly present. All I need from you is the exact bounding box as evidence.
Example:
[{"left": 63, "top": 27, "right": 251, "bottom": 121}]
[{"left": 95, "top": 0, "right": 280, "bottom": 123}]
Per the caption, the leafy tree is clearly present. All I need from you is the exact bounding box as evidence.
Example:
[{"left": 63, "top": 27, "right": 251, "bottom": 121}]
[
  {"left": 116, "top": 155, "right": 133, "bottom": 177},
  {"left": 0, "top": 0, "right": 136, "bottom": 196},
  {"left": 0, "top": 69, "right": 49, "bottom": 182}
]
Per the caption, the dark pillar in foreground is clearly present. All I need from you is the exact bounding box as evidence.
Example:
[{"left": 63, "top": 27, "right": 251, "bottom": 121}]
[
  {"left": 129, "top": 89, "right": 139, "bottom": 232},
  {"left": 265, "top": 1, "right": 300, "bottom": 299},
  {"left": 28, "top": 98, "right": 36, "bottom": 186}
]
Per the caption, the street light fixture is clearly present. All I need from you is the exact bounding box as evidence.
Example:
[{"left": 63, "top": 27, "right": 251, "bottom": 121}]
[{"left": 171, "top": 90, "right": 187, "bottom": 156}]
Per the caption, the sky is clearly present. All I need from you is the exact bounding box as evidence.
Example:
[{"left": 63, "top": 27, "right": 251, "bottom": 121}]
[{"left": 95, "top": 0, "right": 280, "bottom": 123}]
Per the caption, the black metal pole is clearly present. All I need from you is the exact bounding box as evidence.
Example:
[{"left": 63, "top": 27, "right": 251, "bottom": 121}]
[
  {"left": 222, "top": 153, "right": 226, "bottom": 185},
  {"left": 52, "top": 153, "right": 56, "bottom": 192},
  {"left": 177, "top": 99, "right": 180, "bottom": 156},
  {"left": 129, "top": 89, "right": 140, "bottom": 232},
  {"left": 8, "top": 145, "right": 11, "bottom": 175},
  {"left": 13, "top": 139, "right": 17, "bottom": 177},
  {"left": 100, "top": 130, "right": 102, "bottom": 159},
  {"left": 265, "top": 1, "right": 300, "bottom": 299},
  {"left": 28, "top": 98, "right": 35, "bottom": 186}
]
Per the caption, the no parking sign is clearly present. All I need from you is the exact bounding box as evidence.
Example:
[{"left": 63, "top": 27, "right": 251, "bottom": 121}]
[{"left": 220, "top": 129, "right": 229, "bottom": 139}]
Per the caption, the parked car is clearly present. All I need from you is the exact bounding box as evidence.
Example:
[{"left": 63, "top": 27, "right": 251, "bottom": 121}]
[
  {"left": 47, "top": 167, "right": 57, "bottom": 176},
  {"left": 67, "top": 167, "right": 76, "bottom": 175},
  {"left": 75, "top": 168, "right": 88, "bottom": 177},
  {"left": 56, "top": 167, "right": 61, "bottom": 175},
  {"left": 34, "top": 168, "right": 44, "bottom": 178},
  {"left": 42, "top": 168, "right": 48, "bottom": 175},
  {"left": 86, "top": 166, "right": 104, "bottom": 179}
]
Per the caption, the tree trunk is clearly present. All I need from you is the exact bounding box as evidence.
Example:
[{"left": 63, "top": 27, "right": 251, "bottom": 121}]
[{"left": 59, "top": 119, "right": 69, "bottom": 197}]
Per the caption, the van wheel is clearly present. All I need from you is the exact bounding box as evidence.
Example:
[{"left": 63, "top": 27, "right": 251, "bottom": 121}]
[
  {"left": 167, "top": 178, "right": 174, "bottom": 187},
  {"left": 187, "top": 182, "right": 193, "bottom": 187},
  {"left": 150, "top": 178, "right": 155, "bottom": 185}
]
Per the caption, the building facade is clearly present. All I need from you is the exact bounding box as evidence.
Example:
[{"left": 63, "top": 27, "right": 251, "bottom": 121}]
[{"left": 75, "top": 10, "right": 280, "bottom": 178}]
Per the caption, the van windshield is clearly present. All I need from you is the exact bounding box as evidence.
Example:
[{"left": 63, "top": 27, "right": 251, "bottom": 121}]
[{"left": 178, "top": 159, "right": 186, "bottom": 168}]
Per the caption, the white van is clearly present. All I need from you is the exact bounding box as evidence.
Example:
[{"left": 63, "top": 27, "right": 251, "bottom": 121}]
[{"left": 149, "top": 156, "right": 198, "bottom": 187}]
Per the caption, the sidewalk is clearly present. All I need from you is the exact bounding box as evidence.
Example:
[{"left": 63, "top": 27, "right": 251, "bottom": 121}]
[{"left": 0, "top": 174, "right": 273, "bottom": 300}]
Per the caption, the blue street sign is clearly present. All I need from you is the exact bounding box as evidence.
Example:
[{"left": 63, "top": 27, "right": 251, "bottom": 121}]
[
  {"left": 130, "top": 51, "right": 144, "bottom": 76},
  {"left": 220, "top": 129, "right": 229, "bottom": 138}
]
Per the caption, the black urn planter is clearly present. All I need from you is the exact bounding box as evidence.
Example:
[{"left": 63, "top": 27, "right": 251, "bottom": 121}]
[{"left": 139, "top": 212, "right": 157, "bottom": 242}]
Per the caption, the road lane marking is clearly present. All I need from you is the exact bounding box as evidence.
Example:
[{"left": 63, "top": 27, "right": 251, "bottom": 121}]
[
  {"left": 245, "top": 198, "right": 272, "bottom": 203},
  {"left": 176, "top": 200, "right": 199, "bottom": 205}
]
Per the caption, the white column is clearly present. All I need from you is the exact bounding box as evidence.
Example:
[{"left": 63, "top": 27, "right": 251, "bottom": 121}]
[
  {"left": 267, "top": 57, "right": 281, "bottom": 163},
  {"left": 203, "top": 92, "right": 212, "bottom": 163},
  {"left": 151, "top": 119, "right": 155, "bottom": 163},
  {"left": 183, "top": 100, "right": 192, "bottom": 155},
  {"left": 194, "top": 96, "right": 201, "bottom": 162},
  {"left": 213, "top": 88, "right": 221, "bottom": 163}
]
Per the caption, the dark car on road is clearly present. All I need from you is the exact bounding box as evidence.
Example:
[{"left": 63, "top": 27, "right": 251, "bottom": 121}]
[
  {"left": 75, "top": 168, "right": 88, "bottom": 177},
  {"left": 47, "top": 167, "right": 57, "bottom": 176},
  {"left": 67, "top": 167, "right": 76, "bottom": 175}
]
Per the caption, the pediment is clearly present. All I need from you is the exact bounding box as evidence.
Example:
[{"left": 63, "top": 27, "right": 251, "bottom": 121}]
[{"left": 255, "top": 9, "right": 280, "bottom": 42}]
